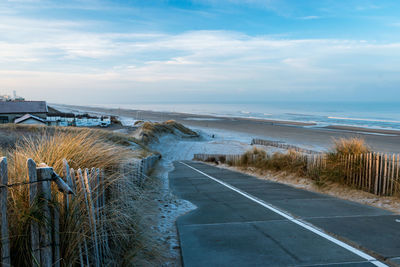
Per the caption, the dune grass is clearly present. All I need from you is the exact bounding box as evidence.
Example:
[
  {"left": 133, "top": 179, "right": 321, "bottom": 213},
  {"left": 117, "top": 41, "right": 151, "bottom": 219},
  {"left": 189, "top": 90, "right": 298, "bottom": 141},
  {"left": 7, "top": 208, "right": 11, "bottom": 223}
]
[
  {"left": 330, "top": 137, "right": 371, "bottom": 155},
  {"left": 227, "top": 138, "right": 370, "bottom": 187},
  {"left": 0, "top": 125, "right": 159, "bottom": 266},
  {"left": 237, "top": 147, "right": 308, "bottom": 175},
  {"left": 138, "top": 120, "right": 198, "bottom": 144}
]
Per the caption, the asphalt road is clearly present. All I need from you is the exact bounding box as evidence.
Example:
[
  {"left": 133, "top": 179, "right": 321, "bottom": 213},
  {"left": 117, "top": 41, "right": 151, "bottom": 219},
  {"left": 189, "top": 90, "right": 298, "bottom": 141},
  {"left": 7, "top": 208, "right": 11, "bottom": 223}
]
[{"left": 169, "top": 161, "right": 400, "bottom": 267}]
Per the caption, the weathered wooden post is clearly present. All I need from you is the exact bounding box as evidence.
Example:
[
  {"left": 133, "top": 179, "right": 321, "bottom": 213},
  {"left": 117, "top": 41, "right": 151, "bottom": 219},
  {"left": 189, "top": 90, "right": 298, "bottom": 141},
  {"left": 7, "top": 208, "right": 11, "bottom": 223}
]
[
  {"left": 366, "top": 153, "right": 371, "bottom": 192},
  {"left": 71, "top": 168, "right": 88, "bottom": 267},
  {"left": 374, "top": 153, "right": 379, "bottom": 195},
  {"left": 28, "top": 159, "right": 41, "bottom": 266},
  {"left": 382, "top": 154, "right": 388, "bottom": 195},
  {"left": 36, "top": 165, "right": 53, "bottom": 267},
  {"left": 0, "top": 157, "right": 10, "bottom": 267}
]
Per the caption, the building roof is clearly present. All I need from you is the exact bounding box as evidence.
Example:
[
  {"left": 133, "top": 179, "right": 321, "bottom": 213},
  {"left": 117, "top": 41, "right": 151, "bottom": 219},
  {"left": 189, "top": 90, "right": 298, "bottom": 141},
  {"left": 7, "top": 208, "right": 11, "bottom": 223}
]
[
  {"left": 0, "top": 101, "right": 47, "bottom": 114},
  {"left": 14, "top": 114, "right": 46, "bottom": 124}
]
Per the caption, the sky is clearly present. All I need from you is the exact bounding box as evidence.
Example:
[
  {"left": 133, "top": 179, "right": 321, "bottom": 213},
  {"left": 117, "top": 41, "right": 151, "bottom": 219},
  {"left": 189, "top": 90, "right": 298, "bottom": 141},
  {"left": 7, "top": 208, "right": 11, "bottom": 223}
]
[{"left": 1, "top": 0, "right": 400, "bottom": 104}]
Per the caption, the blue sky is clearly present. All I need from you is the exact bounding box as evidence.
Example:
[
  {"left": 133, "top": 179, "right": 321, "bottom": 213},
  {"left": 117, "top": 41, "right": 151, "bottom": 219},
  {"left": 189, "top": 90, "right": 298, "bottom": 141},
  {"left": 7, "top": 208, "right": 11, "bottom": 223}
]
[{"left": 1, "top": 0, "right": 400, "bottom": 104}]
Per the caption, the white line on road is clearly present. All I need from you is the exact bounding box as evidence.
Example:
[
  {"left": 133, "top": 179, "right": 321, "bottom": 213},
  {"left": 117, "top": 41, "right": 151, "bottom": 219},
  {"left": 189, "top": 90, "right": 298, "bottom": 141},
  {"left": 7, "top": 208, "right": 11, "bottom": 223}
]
[{"left": 179, "top": 161, "right": 388, "bottom": 267}]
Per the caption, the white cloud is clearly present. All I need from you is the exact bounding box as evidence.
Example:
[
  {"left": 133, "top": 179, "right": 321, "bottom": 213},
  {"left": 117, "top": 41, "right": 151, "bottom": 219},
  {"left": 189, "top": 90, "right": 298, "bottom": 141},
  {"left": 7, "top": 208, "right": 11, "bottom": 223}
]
[
  {"left": 299, "top": 16, "right": 320, "bottom": 20},
  {"left": 0, "top": 14, "right": 400, "bottom": 103}
]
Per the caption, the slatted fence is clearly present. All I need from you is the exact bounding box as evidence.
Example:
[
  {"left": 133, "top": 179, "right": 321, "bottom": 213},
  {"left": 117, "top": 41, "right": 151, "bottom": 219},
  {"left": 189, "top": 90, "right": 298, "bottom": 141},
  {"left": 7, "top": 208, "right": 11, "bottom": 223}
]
[
  {"left": 193, "top": 152, "right": 400, "bottom": 197},
  {"left": 251, "top": 138, "right": 321, "bottom": 154},
  {"left": 0, "top": 154, "right": 160, "bottom": 266}
]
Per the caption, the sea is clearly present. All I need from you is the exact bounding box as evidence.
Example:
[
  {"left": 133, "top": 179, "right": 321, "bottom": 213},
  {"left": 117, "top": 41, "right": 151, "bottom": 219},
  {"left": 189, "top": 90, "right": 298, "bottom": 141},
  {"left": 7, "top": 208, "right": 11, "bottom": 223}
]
[{"left": 93, "top": 102, "right": 400, "bottom": 131}]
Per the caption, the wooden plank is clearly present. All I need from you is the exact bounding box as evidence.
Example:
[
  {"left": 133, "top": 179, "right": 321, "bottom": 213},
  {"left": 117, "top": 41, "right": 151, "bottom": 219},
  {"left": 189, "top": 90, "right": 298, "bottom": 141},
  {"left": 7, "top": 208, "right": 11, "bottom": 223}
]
[
  {"left": 359, "top": 154, "right": 362, "bottom": 188},
  {"left": 100, "top": 170, "right": 110, "bottom": 257},
  {"left": 390, "top": 154, "right": 395, "bottom": 195},
  {"left": 0, "top": 157, "right": 10, "bottom": 267},
  {"left": 346, "top": 154, "right": 350, "bottom": 184},
  {"left": 76, "top": 169, "right": 90, "bottom": 266},
  {"left": 382, "top": 154, "right": 388, "bottom": 195},
  {"left": 83, "top": 169, "right": 100, "bottom": 267},
  {"left": 36, "top": 166, "right": 53, "bottom": 267},
  {"left": 63, "top": 160, "right": 70, "bottom": 209},
  {"left": 368, "top": 153, "right": 372, "bottom": 192},
  {"left": 396, "top": 154, "right": 400, "bottom": 195},
  {"left": 380, "top": 153, "right": 384, "bottom": 195},
  {"left": 28, "top": 159, "right": 41, "bottom": 266},
  {"left": 53, "top": 199, "right": 60, "bottom": 267},
  {"left": 351, "top": 154, "right": 355, "bottom": 186},
  {"left": 92, "top": 168, "right": 103, "bottom": 264},
  {"left": 374, "top": 153, "right": 379, "bottom": 195},
  {"left": 69, "top": 167, "right": 84, "bottom": 267}
]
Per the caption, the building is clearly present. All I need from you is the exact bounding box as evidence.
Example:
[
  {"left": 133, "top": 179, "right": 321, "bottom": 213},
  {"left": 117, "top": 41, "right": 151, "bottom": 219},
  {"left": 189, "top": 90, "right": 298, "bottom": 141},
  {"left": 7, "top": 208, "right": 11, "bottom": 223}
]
[
  {"left": 0, "top": 101, "right": 48, "bottom": 123},
  {"left": 14, "top": 114, "right": 46, "bottom": 125},
  {"left": 47, "top": 107, "right": 111, "bottom": 127},
  {"left": 0, "top": 91, "right": 25, "bottom": 101}
]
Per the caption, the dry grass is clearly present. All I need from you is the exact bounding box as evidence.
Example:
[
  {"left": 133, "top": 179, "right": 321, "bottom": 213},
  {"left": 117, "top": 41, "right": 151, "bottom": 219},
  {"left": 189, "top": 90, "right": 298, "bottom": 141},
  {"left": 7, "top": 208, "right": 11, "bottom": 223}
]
[
  {"left": 0, "top": 125, "right": 160, "bottom": 266},
  {"left": 137, "top": 120, "right": 198, "bottom": 144},
  {"left": 236, "top": 147, "right": 307, "bottom": 175},
  {"left": 228, "top": 138, "right": 372, "bottom": 188},
  {"left": 331, "top": 137, "right": 370, "bottom": 155}
]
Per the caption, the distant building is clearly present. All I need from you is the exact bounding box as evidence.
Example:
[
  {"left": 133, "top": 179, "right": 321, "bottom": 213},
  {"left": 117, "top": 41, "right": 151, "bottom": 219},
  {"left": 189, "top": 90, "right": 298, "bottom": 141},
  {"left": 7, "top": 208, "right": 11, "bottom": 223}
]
[
  {"left": 47, "top": 106, "right": 111, "bottom": 127},
  {"left": 0, "top": 101, "right": 48, "bottom": 123},
  {"left": 0, "top": 91, "right": 25, "bottom": 101},
  {"left": 14, "top": 114, "right": 46, "bottom": 125}
]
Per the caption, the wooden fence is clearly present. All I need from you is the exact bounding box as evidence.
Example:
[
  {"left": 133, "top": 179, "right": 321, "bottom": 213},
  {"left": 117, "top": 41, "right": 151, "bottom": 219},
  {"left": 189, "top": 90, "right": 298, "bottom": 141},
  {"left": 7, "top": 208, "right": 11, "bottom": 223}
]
[
  {"left": 331, "top": 153, "right": 400, "bottom": 196},
  {"left": 251, "top": 138, "right": 321, "bottom": 154},
  {"left": 193, "top": 152, "right": 400, "bottom": 197},
  {"left": 0, "top": 154, "right": 160, "bottom": 267}
]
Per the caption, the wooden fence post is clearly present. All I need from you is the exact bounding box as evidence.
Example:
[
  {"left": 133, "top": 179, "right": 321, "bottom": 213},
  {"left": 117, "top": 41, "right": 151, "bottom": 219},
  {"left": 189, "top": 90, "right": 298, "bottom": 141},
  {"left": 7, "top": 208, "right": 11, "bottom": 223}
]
[
  {"left": 0, "top": 157, "right": 10, "bottom": 267},
  {"left": 71, "top": 168, "right": 88, "bottom": 267},
  {"left": 368, "top": 153, "right": 372, "bottom": 192},
  {"left": 28, "top": 159, "right": 41, "bottom": 266},
  {"left": 374, "top": 153, "right": 379, "bottom": 195},
  {"left": 396, "top": 155, "right": 400, "bottom": 195},
  {"left": 390, "top": 154, "right": 395, "bottom": 195},
  {"left": 382, "top": 154, "right": 388, "bottom": 195},
  {"left": 36, "top": 165, "right": 53, "bottom": 267}
]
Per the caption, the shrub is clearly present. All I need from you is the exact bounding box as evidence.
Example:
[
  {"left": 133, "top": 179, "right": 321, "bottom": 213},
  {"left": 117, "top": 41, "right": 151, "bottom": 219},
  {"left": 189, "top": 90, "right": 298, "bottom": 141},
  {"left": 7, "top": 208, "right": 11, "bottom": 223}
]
[
  {"left": 331, "top": 137, "right": 370, "bottom": 156},
  {"left": 2, "top": 125, "right": 151, "bottom": 266}
]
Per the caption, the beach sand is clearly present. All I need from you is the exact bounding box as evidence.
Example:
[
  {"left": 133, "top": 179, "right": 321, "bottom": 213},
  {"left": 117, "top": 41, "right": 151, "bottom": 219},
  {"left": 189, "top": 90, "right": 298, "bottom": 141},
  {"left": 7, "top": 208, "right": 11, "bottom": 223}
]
[{"left": 53, "top": 104, "right": 400, "bottom": 154}]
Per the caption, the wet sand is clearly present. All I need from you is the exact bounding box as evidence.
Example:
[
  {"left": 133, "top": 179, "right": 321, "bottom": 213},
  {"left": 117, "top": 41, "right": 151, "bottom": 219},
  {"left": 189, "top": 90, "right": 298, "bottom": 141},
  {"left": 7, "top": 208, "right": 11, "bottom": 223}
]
[{"left": 52, "top": 104, "right": 400, "bottom": 153}]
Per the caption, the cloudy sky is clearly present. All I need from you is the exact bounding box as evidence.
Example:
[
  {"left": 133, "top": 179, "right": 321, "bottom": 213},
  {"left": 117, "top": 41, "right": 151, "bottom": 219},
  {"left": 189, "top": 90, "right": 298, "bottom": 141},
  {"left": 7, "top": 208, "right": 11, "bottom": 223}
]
[{"left": 1, "top": 0, "right": 400, "bottom": 104}]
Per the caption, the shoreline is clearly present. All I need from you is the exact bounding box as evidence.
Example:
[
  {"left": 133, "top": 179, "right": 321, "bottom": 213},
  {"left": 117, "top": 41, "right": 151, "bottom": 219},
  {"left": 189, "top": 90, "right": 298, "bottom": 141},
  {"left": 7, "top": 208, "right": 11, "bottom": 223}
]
[
  {"left": 52, "top": 103, "right": 400, "bottom": 153},
  {"left": 53, "top": 103, "right": 400, "bottom": 134}
]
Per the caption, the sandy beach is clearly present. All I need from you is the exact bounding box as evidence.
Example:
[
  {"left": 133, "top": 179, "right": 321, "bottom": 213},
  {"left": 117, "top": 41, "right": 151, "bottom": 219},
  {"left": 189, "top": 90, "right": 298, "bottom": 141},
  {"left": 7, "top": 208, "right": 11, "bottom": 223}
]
[{"left": 53, "top": 104, "right": 400, "bottom": 154}]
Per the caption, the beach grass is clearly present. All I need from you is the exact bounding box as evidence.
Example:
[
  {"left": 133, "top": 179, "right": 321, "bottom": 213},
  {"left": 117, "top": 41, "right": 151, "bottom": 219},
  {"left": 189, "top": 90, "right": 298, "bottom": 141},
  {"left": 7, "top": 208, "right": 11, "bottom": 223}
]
[
  {"left": 0, "top": 125, "right": 158, "bottom": 266},
  {"left": 138, "top": 120, "right": 199, "bottom": 144},
  {"left": 229, "top": 138, "right": 371, "bottom": 187}
]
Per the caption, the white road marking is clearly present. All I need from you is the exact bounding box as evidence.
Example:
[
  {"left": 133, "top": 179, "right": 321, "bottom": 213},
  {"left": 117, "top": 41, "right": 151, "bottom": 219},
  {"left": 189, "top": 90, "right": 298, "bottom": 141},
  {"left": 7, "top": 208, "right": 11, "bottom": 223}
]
[{"left": 179, "top": 161, "right": 388, "bottom": 267}]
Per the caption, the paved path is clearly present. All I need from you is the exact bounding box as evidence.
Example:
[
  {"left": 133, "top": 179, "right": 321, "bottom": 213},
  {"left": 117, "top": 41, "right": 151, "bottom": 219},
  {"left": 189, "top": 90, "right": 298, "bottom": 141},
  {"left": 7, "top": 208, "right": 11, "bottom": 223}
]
[{"left": 169, "top": 161, "right": 400, "bottom": 267}]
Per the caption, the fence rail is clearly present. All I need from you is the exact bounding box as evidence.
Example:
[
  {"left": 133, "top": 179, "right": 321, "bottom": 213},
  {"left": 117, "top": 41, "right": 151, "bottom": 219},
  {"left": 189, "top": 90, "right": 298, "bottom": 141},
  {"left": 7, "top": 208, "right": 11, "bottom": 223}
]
[
  {"left": 251, "top": 138, "right": 321, "bottom": 154},
  {"left": 193, "top": 152, "right": 400, "bottom": 197},
  {"left": 0, "top": 154, "right": 160, "bottom": 266}
]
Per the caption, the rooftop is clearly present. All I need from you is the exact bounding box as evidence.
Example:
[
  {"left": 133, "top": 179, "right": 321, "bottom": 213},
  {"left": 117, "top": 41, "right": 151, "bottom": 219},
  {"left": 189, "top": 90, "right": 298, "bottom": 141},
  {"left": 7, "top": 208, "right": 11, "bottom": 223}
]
[{"left": 0, "top": 101, "right": 47, "bottom": 114}]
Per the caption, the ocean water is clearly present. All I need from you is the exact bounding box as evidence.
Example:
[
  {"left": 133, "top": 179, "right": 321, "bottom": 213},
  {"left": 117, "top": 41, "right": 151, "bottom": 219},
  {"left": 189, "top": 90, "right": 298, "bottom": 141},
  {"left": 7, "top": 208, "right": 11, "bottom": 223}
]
[{"left": 94, "top": 102, "right": 400, "bottom": 131}]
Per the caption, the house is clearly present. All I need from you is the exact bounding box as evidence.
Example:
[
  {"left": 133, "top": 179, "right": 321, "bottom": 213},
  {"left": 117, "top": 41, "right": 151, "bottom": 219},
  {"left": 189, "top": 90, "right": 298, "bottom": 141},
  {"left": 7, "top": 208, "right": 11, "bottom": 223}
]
[
  {"left": 46, "top": 107, "right": 111, "bottom": 127},
  {"left": 0, "top": 101, "right": 48, "bottom": 123},
  {"left": 14, "top": 114, "right": 46, "bottom": 125}
]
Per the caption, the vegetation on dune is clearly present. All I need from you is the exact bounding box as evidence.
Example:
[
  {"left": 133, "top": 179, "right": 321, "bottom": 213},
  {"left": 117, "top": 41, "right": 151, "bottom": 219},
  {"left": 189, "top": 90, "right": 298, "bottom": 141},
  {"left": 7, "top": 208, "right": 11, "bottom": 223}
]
[
  {"left": 330, "top": 137, "right": 371, "bottom": 155},
  {"left": 0, "top": 125, "right": 160, "bottom": 266},
  {"left": 235, "top": 147, "right": 308, "bottom": 175},
  {"left": 138, "top": 120, "right": 199, "bottom": 144},
  {"left": 224, "top": 138, "right": 373, "bottom": 187},
  {"left": 0, "top": 124, "right": 145, "bottom": 149}
]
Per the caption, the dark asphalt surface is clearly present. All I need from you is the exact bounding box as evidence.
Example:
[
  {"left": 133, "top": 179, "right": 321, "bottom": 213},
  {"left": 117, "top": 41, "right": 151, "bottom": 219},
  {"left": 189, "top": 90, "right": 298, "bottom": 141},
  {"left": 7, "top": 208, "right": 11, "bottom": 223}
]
[{"left": 169, "top": 161, "right": 400, "bottom": 267}]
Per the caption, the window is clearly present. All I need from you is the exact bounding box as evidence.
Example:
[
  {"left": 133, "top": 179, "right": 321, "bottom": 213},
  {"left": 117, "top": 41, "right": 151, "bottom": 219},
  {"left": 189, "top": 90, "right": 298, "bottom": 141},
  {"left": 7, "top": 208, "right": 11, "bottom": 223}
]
[{"left": 0, "top": 116, "right": 9, "bottom": 123}]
